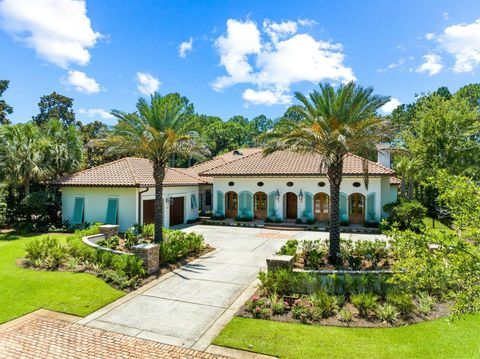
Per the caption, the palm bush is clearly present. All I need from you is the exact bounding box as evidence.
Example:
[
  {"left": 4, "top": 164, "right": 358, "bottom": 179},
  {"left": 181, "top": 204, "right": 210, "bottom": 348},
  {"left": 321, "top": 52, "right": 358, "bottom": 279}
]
[
  {"left": 351, "top": 293, "right": 378, "bottom": 318},
  {"left": 386, "top": 292, "right": 415, "bottom": 318}
]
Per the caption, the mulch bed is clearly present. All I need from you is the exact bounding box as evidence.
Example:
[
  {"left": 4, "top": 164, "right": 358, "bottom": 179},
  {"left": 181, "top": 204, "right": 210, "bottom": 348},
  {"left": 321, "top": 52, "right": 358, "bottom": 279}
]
[{"left": 237, "top": 291, "right": 451, "bottom": 328}]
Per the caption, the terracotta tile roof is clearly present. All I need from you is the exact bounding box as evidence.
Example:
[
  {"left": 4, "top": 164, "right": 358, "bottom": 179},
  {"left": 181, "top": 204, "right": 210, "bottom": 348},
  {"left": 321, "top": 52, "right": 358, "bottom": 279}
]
[
  {"left": 390, "top": 176, "right": 401, "bottom": 185},
  {"left": 54, "top": 157, "right": 209, "bottom": 187},
  {"left": 187, "top": 148, "right": 263, "bottom": 182},
  {"left": 200, "top": 149, "right": 395, "bottom": 177}
]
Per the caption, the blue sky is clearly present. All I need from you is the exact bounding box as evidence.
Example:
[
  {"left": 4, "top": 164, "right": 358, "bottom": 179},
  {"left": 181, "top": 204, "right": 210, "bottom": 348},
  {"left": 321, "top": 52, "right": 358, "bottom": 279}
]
[{"left": 1, "top": 0, "right": 480, "bottom": 125}]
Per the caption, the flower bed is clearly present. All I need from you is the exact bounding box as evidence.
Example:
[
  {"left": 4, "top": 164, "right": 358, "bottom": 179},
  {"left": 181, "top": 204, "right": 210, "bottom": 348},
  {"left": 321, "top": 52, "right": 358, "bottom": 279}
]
[
  {"left": 21, "top": 224, "right": 211, "bottom": 291},
  {"left": 238, "top": 269, "right": 448, "bottom": 327}
]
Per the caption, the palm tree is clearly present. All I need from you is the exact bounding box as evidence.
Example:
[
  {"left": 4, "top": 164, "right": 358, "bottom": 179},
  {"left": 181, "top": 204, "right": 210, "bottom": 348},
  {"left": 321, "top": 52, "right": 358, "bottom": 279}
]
[
  {"left": 102, "top": 93, "right": 206, "bottom": 243},
  {"left": 0, "top": 123, "right": 47, "bottom": 196},
  {"left": 263, "top": 82, "right": 389, "bottom": 263}
]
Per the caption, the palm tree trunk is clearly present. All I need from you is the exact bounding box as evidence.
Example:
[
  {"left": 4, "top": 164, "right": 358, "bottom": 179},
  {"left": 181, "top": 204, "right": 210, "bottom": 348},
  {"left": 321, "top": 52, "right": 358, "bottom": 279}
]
[
  {"left": 327, "top": 159, "right": 343, "bottom": 264},
  {"left": 153, "top": 161, "right": 166, "bottom": 243}
]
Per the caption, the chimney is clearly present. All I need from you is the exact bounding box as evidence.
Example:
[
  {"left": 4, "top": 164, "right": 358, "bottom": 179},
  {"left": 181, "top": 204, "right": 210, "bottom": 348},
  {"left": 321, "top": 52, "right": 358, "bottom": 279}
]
[{"left": 376, "top": 143, "right": 391, "bottom": 168}]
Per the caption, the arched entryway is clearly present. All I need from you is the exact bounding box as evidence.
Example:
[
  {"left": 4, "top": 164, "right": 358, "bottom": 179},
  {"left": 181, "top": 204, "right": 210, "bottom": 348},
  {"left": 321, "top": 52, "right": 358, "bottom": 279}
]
[
  {"left": 314, "top": 193, "right": 330, "bottom": 222},
  {"left": 349, "top": 193, "right": 365, "bottom": 224},
  {"left": 225, "top": 191, "right": 238, "bottom": 218},
  {"left": 254, "top": 192, "right": 267, "bottom": 219},
  {"left": 284, "top": 192, "right": 297, "bottom": 219}
]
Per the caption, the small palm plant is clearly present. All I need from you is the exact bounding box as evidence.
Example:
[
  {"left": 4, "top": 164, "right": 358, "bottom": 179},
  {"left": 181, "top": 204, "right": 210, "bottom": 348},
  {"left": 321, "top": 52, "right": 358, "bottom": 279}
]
[
  {"left": 263, "top": 82, "right": 389, "bottom": 263},
  {"left": 103, "top": 93, "right": 208, "bottom": 243}
]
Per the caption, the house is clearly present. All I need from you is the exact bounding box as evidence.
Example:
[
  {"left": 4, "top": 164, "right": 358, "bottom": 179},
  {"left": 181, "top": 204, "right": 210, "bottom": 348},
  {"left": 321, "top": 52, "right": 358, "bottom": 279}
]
[{"left": 55, "top": 146, "right": 397, "bottom": 231}]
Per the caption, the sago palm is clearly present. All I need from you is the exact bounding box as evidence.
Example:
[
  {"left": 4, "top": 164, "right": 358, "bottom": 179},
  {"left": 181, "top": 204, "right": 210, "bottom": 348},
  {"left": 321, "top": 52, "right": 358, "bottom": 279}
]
[
  {"left": 103, "top": 93, "right": 206, "bottom": 243},
  {"left": 264, "top": 82, "right": 389, "bottom": 263}
]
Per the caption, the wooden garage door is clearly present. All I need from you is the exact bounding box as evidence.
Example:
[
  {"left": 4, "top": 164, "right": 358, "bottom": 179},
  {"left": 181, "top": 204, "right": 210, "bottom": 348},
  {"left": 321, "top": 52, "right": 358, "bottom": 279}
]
[
  {"left": 143, "top": 200, "right": 155, "bottom": 225},
  {"left": 169, "top": 197, "right": 184, "bottom": 227}
]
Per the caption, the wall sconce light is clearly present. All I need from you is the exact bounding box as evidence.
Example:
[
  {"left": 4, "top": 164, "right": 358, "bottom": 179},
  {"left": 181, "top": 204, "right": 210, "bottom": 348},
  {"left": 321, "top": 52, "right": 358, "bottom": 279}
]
[
  {"left": 275, "top": 189, "right": 280, "bottom": 202},
  {"left": 165, "top": 196, "right": 174, "bottom": 205},
  {"left": 299, "top": 190, "right": 304, "bottom": 203}
]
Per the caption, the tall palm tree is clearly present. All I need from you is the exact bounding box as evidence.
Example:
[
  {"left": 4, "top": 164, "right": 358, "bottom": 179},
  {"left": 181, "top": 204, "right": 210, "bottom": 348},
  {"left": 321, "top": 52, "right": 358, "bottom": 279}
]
[
  {"left": 102, "top": 93, "right": 205, "bottom": 243},
  {"left": 0, "top": 123, "right": 47, "bottom": 196},
  {"left": 263, "top": 82, "right": 389, "bottom": 263}
]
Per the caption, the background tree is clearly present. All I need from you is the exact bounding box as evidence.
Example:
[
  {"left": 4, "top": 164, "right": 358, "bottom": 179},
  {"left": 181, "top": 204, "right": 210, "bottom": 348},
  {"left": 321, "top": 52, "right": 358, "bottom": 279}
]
[
  {"left": 103, "top": 93, "right": 204, "bottom": 243},
  {"left": 263, "top": 82, "right": 389, "bottom": 263},
  {"left": 33, "top": 92, "right": 77, "bottom": 127},
  {"left": 0, "top": 80, "right": 13, "bottom": 125}
]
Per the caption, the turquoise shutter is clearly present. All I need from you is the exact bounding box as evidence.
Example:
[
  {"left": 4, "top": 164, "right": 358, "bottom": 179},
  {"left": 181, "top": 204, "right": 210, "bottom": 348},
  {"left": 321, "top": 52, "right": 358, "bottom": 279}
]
[
  {"left": 367, "top": 193, "right": 376, "bottom": 222},
  {"left": 238, "top": 192, "right": 246, "bottom": 216},
  {"left": 268, "top": 192, "right": 276, "bottom": 217},
  {"left": 72, "top": 197, "right": 85, "bottom": 224},
  {"left": 105, "top": 198, "right": 119, "bottom": 224},
  {"left": 245, "top": 192, "right": 253, "bottom": 218},
  {"left": 216, "top": 190, "right": 224, "bottom": 215},
  {"left": 304, "top": 192, "right": 313, "bottom": 219},
  {"left": 339, "top": 193, "right": 348, "bottom": 222},
  {"left": 191, "top": 194, "right": 198, "bottom": 209}
]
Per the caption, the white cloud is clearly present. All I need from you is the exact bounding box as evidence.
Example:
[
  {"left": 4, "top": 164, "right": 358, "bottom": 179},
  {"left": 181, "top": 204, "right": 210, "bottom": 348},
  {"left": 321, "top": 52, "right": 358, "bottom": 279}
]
[
  {"left": 0, "top": 0, "right": 101, "bottom": 68},
  {"left": 425, "top": 33, "right": 435, "bottom": 40},
  {"left": 437, "top": 19, "right": 480, "bottom": 73},
  {"left": 416, "top": 54, "right": 443, "bottom": 76},
  {"left": 297, "top": 18, "right": 317, "bottom": 27},
  {"left": 242, "top": 88, "right": 292, "bottom": 105},
  {"left": 136, "top": 72, "right": 161, "bottom": 95},
  {"left": 63, "top": 70, "right": 100, "bottom": 94},
  {"left": 442, "top": 11, "right": 449, "bottom": 21},
  {"left": 381, "top": 98, "right": 401, "bottom": 114},
  {"left": 78, "top": 108, "right": 114, "bottom": 119},
  {"left": 179, "top": 37, "right": 193, "bottom": 58},
  {"left": 213, "top": 18, "right": 355, "bottom": 105}
]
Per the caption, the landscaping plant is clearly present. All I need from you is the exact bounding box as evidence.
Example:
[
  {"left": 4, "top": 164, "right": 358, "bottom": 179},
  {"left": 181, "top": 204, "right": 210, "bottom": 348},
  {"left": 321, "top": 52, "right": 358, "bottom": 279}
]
[{"left": 350, "top": 293, "right": 378, "bottom": 318}]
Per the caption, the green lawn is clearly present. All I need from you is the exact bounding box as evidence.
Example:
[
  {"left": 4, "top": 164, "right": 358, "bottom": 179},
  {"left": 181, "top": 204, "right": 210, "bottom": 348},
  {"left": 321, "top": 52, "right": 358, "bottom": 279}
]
[
  {"left": 0, "top": 232, "right": 124, "bottom": 324},
  {"left": 423, "top": 217, "right": 452, "bottom": 232},
  {"left": 214, "top": 316, "right": 480, "bottom": 359}
]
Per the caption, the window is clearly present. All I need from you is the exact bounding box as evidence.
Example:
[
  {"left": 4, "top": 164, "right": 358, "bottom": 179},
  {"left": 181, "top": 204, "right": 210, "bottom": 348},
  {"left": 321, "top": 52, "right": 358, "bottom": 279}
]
[
  {"left": 191, "top": 194, "right": 198, "bottom": 209},
  {"left": 257, "top": 181, "right": 264, "bottom": 187},
  {"left": 287, "top": 181, "right": 294, "bottom": 187},
  {"left": 353, "top": 182, "right": 361, "bottom": 188},
  {"left": 318, "top": 181, "right": 326, "bottom": 187},
  {"left": 228, "top": 181, "right": 235, "bottom": 186},
  {"left": 72, "top": 197, "right": 85, "bottom": 224},
  {"left": 105, "top": 198, "right": 119, "bottom": 224},
  {"left": 205, "top": 189, "right": 212, "bottom": 206}
]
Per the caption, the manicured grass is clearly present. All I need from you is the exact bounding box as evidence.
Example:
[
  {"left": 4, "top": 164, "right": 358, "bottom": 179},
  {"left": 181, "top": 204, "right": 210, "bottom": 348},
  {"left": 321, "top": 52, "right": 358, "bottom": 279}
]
[
  {"left": 0, "top": 232, "right": 124, "bottom": 324},
  {"left": 214, "top": 316, "right": 480, "bottom": 359}
]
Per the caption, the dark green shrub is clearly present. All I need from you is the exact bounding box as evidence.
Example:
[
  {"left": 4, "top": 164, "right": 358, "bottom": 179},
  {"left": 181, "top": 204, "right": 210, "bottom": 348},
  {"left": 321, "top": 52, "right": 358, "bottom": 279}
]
[
  {"left": 124, "top": 227, "right": 140, "bottom": 249},
  {"left": 386, "top": 292, "right": 415, "bottom": 318},
  {"left": 211, "top": 214, "right": 225, "bottom": 220},
  {"left": 113, "top": 255, "right": 145, "bottom": 278},
  {"left": 159, "top": 230, "right": 205, "bottom": 264},
  {"left": 383, "top": 199, "right": 427, "bottom": 232},
  {"left": 277, "top": 239, "right": 298, "bottom": 256},
  {"left": 350, "top": 293, "right": 378, "bottom": 318},
  {"left": 235, "top": 216, "right": 253, "bottom": 222}
]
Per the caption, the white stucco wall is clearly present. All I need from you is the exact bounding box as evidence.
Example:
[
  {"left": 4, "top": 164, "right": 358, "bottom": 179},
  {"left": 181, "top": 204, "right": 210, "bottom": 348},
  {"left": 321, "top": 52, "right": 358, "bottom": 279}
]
[
  {"left": 212, "top": 176, "right": 389, "bottom": 222},
  {"left": 140, "top": 186, "right": 199, "bottom": 227},
  {"left": 61, "top": 187, "right": 139, "bottom": 232}
]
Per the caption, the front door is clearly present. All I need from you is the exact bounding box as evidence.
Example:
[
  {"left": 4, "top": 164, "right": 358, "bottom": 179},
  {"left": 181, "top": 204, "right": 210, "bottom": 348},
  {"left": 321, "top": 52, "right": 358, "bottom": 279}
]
[
  {"left": 169, "top": 197, "right": 185, "bottom": 227},
  {"left": 314, "top": 193, "right": 329, "bottom": 221},
  {"left": 286, "top": 192, "right": 297, "bottom": 219},
  {"left": 143, "top": 199, "right": 155, "bottom": 225},
  {"left": 225, "top": 192, "right": 238, "bottom": 218},
  {"left": 349, "top": 193, "right": 365, "bottom": 224},
  {"left": 254, "top": 192, "right": 267, "bottom": 219}
]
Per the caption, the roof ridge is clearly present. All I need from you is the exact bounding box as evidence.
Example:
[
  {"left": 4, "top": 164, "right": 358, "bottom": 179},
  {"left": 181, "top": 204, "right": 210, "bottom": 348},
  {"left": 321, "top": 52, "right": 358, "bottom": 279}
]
[
  {"left": 169, "top": 167, "right": 209, "bottom": 184},
  {"left": 199, "top": 148, "right": 262, "bottom": 175},
  {"left": 346, "top": 153, "right": 395, "bottom": 173},
  {"left": 124, "top": 157, "right": 141, "bottom": 186},
  {"left": 190, "top": 147, "right": 262, "bottom": 170}
]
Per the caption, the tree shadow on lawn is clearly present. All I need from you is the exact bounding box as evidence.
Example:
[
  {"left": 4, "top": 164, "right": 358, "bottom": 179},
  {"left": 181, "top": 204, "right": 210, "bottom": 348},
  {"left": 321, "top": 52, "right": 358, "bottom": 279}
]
[{"left": 0, "top": 231, "right": 54, "bottom": 242}]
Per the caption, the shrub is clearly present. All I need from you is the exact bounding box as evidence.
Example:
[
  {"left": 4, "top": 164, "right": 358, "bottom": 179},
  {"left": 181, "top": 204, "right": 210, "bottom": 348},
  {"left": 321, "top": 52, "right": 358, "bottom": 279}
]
[
  {"left": 124, "top": 227, "right": 140, "bottom": 249},
  {"left": 338, "top": 308, "right": 353, "bottom": 323},
  {"left": 159, "top": 230, "right": 205, "bottom": 264},
  {"left": 376, "top": 304, "right": 399, "bottom": 324},
  {"left": 417, "top": 293, "right": 436, "bottom": 316},
  {"left": 96, "top": 235, "right": 120, "bottom": 250},
  {"left": 292, "top": 302, "right": 313, "bottom": 323},
  {"left": 383, "top": 199, "right": 427, "bottom": 232},
  {"left": 100, "top": 269, "right": 139, "bottom": 289},
  {"left": 113, "top": 255, "right": 145, "bottom": 278},
  {"left": 142, "top": 224, "right": 154, "bottom": 241},
  {"left": 386, "top": 292, "right": 415, "bottom": 319},
  {"left": 24, "top": 236, "right": 66, "bottom": 269},
  {"left": 236, "top": 216, "right": 253, "bottom": 222},
  {"left": 277, "top": 239, "right": 298, "bottom": 256},
  {"left": 308, "top": 290, "right": 338, "bottom": 318},
  {"left": 350, "top": 293, "right": 378, "bottom": 318},
  {"left": 211, "top": 214, "right": 225, "bottom": 220},
  {"left": 301, "top": 240, "right": 328, "bottom": 269}
]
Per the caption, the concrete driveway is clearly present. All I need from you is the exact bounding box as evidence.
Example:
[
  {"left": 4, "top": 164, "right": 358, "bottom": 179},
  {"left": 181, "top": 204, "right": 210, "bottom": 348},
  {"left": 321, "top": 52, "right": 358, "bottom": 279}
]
[{"left": 79, "top": 225, "right": 385, "bottom": 351}]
